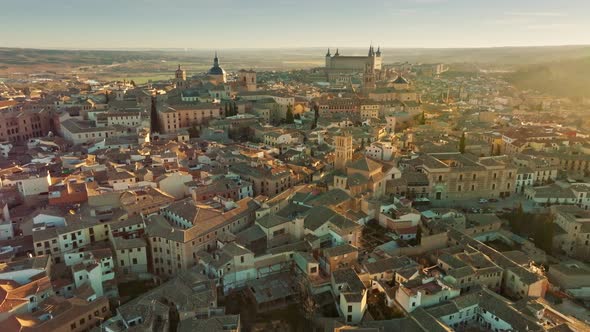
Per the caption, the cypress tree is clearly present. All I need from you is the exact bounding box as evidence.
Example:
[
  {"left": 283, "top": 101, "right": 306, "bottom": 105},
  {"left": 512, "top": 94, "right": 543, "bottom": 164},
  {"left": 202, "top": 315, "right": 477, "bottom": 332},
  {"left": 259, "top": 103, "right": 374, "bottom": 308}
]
[
  {"left": 459, "top": 132, "right": 466, "bottom": 154},
  {"left": 286, "top": 105, "right": 294, "bottom": 124},
  {"left": 415, "top": 225, "right": 422, "bottom": 245},
  {"left": 311, "top": 104, "right": 319, "bottom": 129},
  {"left": 150, "top": 95, "right": 160, "bottom": 134}
]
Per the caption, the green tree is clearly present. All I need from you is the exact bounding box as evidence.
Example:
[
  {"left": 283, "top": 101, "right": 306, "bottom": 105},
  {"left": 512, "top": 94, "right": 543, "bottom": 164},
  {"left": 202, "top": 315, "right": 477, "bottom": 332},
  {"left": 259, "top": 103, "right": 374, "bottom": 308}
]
[
  {"left": 459, "top": 131, "right": 466, "bottom": 154},
  {"left": 224, "top": 102, "right": 230, "bottom": 117},
  {"left": 105, "top": 91, "right": 109, "bottom": 103},
  {"left": 296, "top": 276, "right": 318, "bottom": 331},
  {"left": 286, "top": 104, "right": 295, "bottom": 124},
  {"left": 533, "top": 214, "right": 554, "bottom": 254},
  {"left": 130, "top": 80, "right": 136, "bottom": 87},
  {"left": 419, "top": 110, "right": 426, "bottom": 125},
  {"left": 509, "top": 203, "right": 525, "bottom": 234},
  {"left": 188, "top": 123, "right": 200, "bottom": 138},
  {"left": 415, "top": 225, "right": 422, "bottom": 245},
  {"left": 232, "top": 101, "right": 237, "bottom": 115},
  {"left": 311, "top": 104, "right": 319, "bottom": 129}
]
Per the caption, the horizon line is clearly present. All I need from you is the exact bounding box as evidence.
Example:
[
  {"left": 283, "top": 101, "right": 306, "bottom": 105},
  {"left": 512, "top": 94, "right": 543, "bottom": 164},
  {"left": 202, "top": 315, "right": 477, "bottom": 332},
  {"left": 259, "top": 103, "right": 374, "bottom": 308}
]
[{"left": 2, "top": 43, "right": 590, "bottom": 52}]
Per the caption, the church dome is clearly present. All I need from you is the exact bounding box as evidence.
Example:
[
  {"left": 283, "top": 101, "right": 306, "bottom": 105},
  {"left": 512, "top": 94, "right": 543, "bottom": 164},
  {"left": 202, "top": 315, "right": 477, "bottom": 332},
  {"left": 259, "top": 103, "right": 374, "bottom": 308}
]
[
  {"left": 208, "top": 52, "right": 226, "bottom": 76},
  {"left": 208, "top": 65, "right": 226, "bottom": 76}
]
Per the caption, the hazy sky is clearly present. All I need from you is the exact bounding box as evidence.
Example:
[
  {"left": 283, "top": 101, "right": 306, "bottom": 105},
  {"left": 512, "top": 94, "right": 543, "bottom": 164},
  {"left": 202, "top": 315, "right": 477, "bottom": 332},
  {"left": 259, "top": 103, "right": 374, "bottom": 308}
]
[{"left": 1, "top": 0, "right": 589, "bottom": 49}]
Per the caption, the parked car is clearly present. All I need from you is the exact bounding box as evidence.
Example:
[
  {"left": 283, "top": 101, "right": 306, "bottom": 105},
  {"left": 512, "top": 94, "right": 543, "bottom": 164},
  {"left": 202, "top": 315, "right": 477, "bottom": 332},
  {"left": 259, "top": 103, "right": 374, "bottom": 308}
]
[
  {"left": 478, "top": 198, "right": 488, "bottom": 204},
  {"left": 489, "top": 198, "right": 499, "bottom": 203}
]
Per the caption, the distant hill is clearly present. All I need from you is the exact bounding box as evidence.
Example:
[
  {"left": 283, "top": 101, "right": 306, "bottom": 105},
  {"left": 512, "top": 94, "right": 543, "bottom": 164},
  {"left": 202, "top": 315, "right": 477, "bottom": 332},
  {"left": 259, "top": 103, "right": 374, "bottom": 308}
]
[
  {"left": 2, "top": 45, "right": 590, "bottom": 68},
  {"left": 0, "top": 48, "right": 174, "bottom": 66},
  {"left": 506, "top": 57, "right": 590, "bottom": 98},
  {"left": 384, "top": 45, "right": 590, "bottom": 66},
  {"left": 2, "top": 46, "right": 590, "bottom": 87}
]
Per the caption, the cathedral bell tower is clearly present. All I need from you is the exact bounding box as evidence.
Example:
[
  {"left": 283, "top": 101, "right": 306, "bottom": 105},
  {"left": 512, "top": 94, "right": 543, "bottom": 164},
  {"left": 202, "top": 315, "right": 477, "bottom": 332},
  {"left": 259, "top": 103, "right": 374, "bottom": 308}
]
[
  {"left": 363, "top": 62, "right": 376, "bottom": 92},
  {"left": 174, "top": 64, "right": 187, "bottom": 89},
  {"left": 334, "top": 133, "right": 353, "bottom": 172}
]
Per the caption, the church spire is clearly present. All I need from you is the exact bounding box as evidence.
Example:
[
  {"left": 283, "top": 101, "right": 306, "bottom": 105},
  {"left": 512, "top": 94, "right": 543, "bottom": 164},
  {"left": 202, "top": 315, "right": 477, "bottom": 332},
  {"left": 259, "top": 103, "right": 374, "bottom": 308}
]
[
  {"left": 213, "top": 51, "right": 219, "bottom": 67},
  {"left": 326, "top": 48, "right": 331, "bottom": 57},
  {"left": 335, "top": 48, "right": 340, "bottom": 56}
]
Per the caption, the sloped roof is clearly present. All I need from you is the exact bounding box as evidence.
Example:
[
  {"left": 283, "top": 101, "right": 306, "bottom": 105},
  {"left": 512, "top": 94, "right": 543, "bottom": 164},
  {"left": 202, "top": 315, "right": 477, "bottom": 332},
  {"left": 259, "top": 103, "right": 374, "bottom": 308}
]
[
  {"left": 348, "top": 157, "right": 382, "bottom": 173},
  {"left": 393, "top": 75, "right": 410, "bottom": 84}
]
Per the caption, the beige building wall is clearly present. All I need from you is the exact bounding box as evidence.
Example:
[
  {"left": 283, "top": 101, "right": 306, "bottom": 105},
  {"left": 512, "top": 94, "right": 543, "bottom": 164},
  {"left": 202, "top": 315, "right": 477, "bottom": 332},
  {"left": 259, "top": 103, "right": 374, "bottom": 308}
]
[
  {"left": 159, "top": 106, "right": 222, "bottom": 133},
  {"left": 426, "top": 167, "right": 517, "bottom": 200}
]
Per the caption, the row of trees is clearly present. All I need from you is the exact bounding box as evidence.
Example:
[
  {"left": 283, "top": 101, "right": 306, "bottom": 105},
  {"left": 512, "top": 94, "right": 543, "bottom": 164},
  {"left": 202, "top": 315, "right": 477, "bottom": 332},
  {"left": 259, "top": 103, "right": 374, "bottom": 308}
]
[
  {"left": 224, "top": 101, "right": 238, "bottom": 117},
  {"left": 284, "top": 104, "right": 318, "bottom": 126},
  {"left": 504, "top": 204, "right": 554, "bottom": 254}
]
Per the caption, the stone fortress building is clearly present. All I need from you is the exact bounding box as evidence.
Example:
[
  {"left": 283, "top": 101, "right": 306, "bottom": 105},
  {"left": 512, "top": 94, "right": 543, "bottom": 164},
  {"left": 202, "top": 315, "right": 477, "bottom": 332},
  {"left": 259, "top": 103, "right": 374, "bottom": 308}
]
[
  {"left": 325, "top": 45, "right": 382, "bottom": 72},
  {"left": 324, "top": 45, "right": 385, "bottom": 91}
]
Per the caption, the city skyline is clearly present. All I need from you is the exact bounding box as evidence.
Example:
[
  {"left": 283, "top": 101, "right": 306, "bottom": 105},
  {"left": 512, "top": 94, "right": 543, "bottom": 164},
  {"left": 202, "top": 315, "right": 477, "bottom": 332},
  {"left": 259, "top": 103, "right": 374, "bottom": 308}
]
[{"left": 2, "top": 0, "right": 590, "bottom": 49}]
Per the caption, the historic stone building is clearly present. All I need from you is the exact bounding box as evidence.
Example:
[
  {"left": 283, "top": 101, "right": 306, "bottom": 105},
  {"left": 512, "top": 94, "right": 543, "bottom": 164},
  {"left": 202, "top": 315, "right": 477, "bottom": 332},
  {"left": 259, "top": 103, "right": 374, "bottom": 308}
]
[
  {"left": 325, "top": 46, "right": 382, "bottom": 72},
  {"left": 401, "top": 153, "right": 518, "bottom": 200}
]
